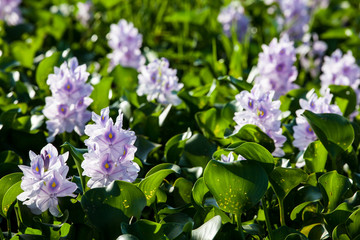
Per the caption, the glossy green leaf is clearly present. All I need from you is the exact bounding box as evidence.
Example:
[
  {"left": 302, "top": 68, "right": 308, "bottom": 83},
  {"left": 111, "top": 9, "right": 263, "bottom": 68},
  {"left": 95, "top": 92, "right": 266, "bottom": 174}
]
[
  {"left": 191, "top": 215, "right": 222, "bottom": 240},
  {"left": 345, "top": 208, "right": 360, "bottom": 239},
  {"left": 228, "top": 142, "right": 274, "bottom": 174},
  {"left": 192, "top": 177, "right": 209, "bottom": 208},
  {"left": 36, "top": 52, "right": 61, "bottom": 93},
  {"left": 270, "top": 167, "right": 307, "bottom": 202},
  {"left": 145, "top": 163, "right": 181, "bottom": 178},
  {"left": 204, "top": 160, "right": 268, "bottom": 214},
  {"left": 323, "top": 202, "right": 352, "bottom": 232},
  {"left": 121, "top": 220, "right": 166, "bottom": 240},
  {"left": 217, "top": 75, "right": 252, "bottom": 92},
  {"left": 164, "top": 130, "right": 192, "bottom": 163},
  {"left": 117, "top": 234, "right": 140, "bottom": 240},
  {"left": 172, "top": 177, "right": 193, "bottom": 206},
  {"left": 2, "top": 181, "right": 22, "bottom": 217},
  {"left": 184, "top": 133, "right": 217, "bottom": 169},
  {"left": 290, "top": 201, "right": 318, "bottom": 221},
  {"left": 81, "top": 180, "right": 146, "bottom": 239},
  {"left": 161, "top": 213, "right": 194, "bottom": 239},
  {"left": 90, "top": 77, "right": 113, "bottom": 113},
  {"left": 304, "top": 140, "right": 328, "bottom": 173},
  {"left": 318, "top": 171, "right": 352, "bottom": 212},
  {"left": 332, "top": 224, "right": 351, "bottom": 240},
  {"left": 139, "top": 164, "right": 180, "bottom": 205},
  {"left": 195, "top": 108, "right": 228, "bottom": 140},
  {"left": 0, "top": 172, "right": 23, "bottom": 217},
  {"left": 303, "top": 111, "right": 354, "bottom": 159},
  {"left": 229, "top": 124, "right": 275, "bottom": 153},
  {"left": 329, "top": 85, "right": 357, "bottom": 117},
  {"left": 285, "top": 233, "right": 308, "bottom": 240}
]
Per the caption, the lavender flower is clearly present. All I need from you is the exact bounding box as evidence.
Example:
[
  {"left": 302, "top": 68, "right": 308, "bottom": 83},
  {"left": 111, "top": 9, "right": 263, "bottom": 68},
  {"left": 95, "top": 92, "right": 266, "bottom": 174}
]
[
  {"left": 293, "top": 88, "right": 341, "bottom": 152},
  {"left": 255, "top": 34, "right": 298, "bottom": 99},
  {"left": 107, "top": 19, "right": 145, "bottom": 71},
  {"left": 76, "top": 1, "right": 92, "bottom": 26},
  {"left": 0, "top": 0, "right": 23, "bottom": 26},
  {"left": 297, "top": 34, "right": 327, "bottom": 78},
  {"left": 278, "top": 0, "right": 309, "bottom": 40},
  {"left": 217, "top": 1, "right": 249, "bottom": 42},
  {"left": 17, "top": 144, "right": 76, "bottom": 216},
  {"left": 233, "top": 84, "right": 286, "bottom": 157},
  {"left": 43, "top": 57, "right": 93, "bottom": 142},
  {"left": 137, "top": 58, "right": 184, "bottom": 106},
  {"left": 220, "top": 152, "right": 246, "bottom": 162},
  {"left": 82, "top": 107, "right": 140, "bottom": 188},
  {"left": 320, "top": 49, "right": 360, "bottom": 97}
]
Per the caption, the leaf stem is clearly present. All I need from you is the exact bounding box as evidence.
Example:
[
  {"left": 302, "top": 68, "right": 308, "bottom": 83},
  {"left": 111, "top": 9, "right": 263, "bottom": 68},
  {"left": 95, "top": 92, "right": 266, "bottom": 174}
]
[
  {"left": 7, "top": 217, "right": 11, "bottom": 240},
  {"left": 261, "top": 197, "right": 273, "bottom": 240},
  {"left": 153, "top": 197, "right": 160, "bottom": 223},
  {"left": 279, "top": 198, "right": 286, "bottom": 226},
  {"left": 236, "top": 212, "right": 245, "bottom": 240}
]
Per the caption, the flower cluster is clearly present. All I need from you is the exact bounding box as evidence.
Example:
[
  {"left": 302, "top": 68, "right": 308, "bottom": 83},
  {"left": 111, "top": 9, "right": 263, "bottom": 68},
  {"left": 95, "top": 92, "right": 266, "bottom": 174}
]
[
  {"left": 43, "top": 57, "right": 93, "bottom": 142},
  {"left": 233, "top": 84, "right": 286, "bottom": 157},
  {"left": 82, "top": 107, "right": 140, "bottom": 188},
  {"left": 76, "top": 1, "right": 92, "bottom": 26},
  {"left": 278, "top": 0, "right": 309, "bottom": 40},
  {"left": 217, "top": 1, "right": 249, "bottom": 42},
  {"left": 297, "top": 34, "right": 328, "bottom": 78},
  {"left": 293, "top": 88, "right": 341, "bottom": 151},
  {"left": 0, "top": 0, "right": 23, "bottom": 26},
  {"left": 320, "top": 49, "right": 360, "bottom": 96},
  {"left": 107, "top": 19, "right": 145, "bottom": 71},
  {"left": 255, "top": 35, "right": 298, "bottom": 99},
  {"left": 17, "top": 144, "right": 77, "bottom": 216},
  {"left": 137, "top": 58, "right": 184, "bottom": 106}
]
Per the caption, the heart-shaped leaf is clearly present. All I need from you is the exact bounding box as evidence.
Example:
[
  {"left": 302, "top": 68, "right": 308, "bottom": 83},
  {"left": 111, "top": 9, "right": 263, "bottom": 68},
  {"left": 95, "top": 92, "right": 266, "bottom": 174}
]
[
  {"left": 192, "top": 177, "right": 209, "bottom": 208},
  {"left": 204, "top": 160, "right": 268, "bottom": 214},
  {"left": 345, "top": 208, "right": 360, "bottom": 239},
  {"left": 2, "top": 181, "right": 23, "bottom": 217},
  {"left": 318, "top": 171, "right": 352, "bottom": 212},
  {"left": 81, "top": 180, "right": 146, "bottom": 239},
  {"left": 0, "top": 172, "right": 23, "bottom": 217},
  {"left": 304, "top": 140, "right": 328, "bottom": 173},
  {"left": 303, "top": 111, "right": 354, "bottom": 159},
  {"left": 191, "top": 215, "right": 222, "bottom": 240}
]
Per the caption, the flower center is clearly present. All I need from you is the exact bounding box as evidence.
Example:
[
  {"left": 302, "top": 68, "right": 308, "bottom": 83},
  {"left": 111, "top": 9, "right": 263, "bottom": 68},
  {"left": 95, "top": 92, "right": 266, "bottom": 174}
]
[
  {"left": 51, "top": 182, "right": 56, "bottom": 188},
  {"left": 105, "top": 163, "right": 110, "bottom": 169},
  {"left": 36, "top": 166, "right": 39, "bottom": 172},
  {"left": 109, "top": 133, "right": 113, "bottom": 139}
]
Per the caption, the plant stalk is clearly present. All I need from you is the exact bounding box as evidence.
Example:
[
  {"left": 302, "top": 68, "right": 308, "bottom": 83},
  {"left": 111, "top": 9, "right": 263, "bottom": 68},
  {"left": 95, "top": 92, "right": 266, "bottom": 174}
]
[
  {"left": 279, "top": 198, "right": 286, "bottom": 226},
  {"left": 261, "top": 197, "right": 273, "bottom": 240},
  {"left": 236, "top": 212, "right": 245, "bottom": 240}
]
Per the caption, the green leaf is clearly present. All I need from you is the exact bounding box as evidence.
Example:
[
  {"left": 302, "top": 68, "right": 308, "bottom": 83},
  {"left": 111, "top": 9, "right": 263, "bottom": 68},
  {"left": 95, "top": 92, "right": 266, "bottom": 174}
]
[
  {"left": 228, "top": 142, "right": 274, "bottom": 174},
  {"left": 329, "top": 85, "right": 357, "bottom": 117},
  {"left": 36, "top": 52, "right": 61, "bottom": 93},
  {"left": 192, "top": 177, "right": 209, "bottom": 208},
  {"left": 229, "top": 124, "right": 275, "bottom": 153},
  {"left": 318, "top": 171, "right": 352, "bottom": 212},
  {"left": 204, "top": 160, "right": 268, "bottom": 214},
  {"left": 134, "top": 136, "right": 161, "bottom": 162},
  {"left": 164, "top": 130, "right": 192, "bottom": 163},
  {"left": 332, "top": 224, "right": 351, "bottom": 240},
  {"left": 191, "top": 215, "right": 222, "bottom": 240},
  {"left": 111, "top": 65, "right": 138, "bottom": 91},
  {"left": 2, "top": 181, "right": 23, "bottom": 217},
  {"left": 121, "top": 220, "right": 166, "bottom": 240},
  {"left": 172, "top": 177, "right": 193, "bottom": 206},
  {"left": 0, "top": 172, "right": 23, "bottom": 217},
  {"left": 61, "top": 142, "right": 86, "bottom": 193},
  {"left": 217, "top": 75, "right": 252, "bottom": 92},
  {"left": 184, "top": 133, "right": 217, "bottom": 169},
  {"left": 302, "top": 111, "right": 354, "bottom": 159},
  {"left": 160, "top": 213, "right": 194, "bottom": 239},
  {"left": 195, "top": 108, "right": 228, "bottom": 140},
  {"left": 139, "top": 164, "right": 180, "bottom": 206},
  {"left": 270, "top": 167, "right": 308, "bottom": 202},
  {"left": 116, "top": 234, "right": 140, "bottom": 240},
  {"left": 290, "top": 201, "right": 318, "bottom": 221},
  {"left": 345, "top": 208, "right": 360, "bottom": 239},
  {"left": 323, "top": 202, "right": 352, "bottom": 232},
  {"left": 304, "top": 140, "right": 328, "bottom": 173},
  {"left": 81, "top": 181, "right": 146, "bottom": 239},
  {"left": 90, "top": 77, "right": 113, "bottom": 113}
]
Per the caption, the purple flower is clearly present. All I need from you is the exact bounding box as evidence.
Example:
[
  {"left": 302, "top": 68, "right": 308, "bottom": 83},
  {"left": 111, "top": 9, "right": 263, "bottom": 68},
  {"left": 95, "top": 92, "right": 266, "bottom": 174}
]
[
  {"left": 17, "top": 144, "right": 76, "bottom": 216},
  {"left": 43, "top": 57, "right": 93, "bottom": 142},
  {"left": 82, "top": 108, "right": 139, "bottom": 188},
  {"left": 220, "top": 152, "right": 246, "bottom": 162},
  {"left": 278, "top": 0, "right": 309, "bottom": 40},
  {"left": 293, "top": 88, "right": 341, "bottom": 151},
  {"left": 320, "top": 49, "right": 360, "bottom": 98},
  {"left": 297, "top": 34, "right": 327, "bottom": 78},
  {"left": 0, "top": 0, "right": 23, "bottom": 26},
  {"left": 77, "top": 1, "right": 92, "bottom": 26},
  {"left": 107, "top": 19, "right": 145, "bottom": 71},
  {"left": 255, "top": 34, "right": 298, "bottom": 99},
  {"left": 233, "top": 84, "right": 286, "bottom": 157},
  {"left": 217, "top": 1, "right": 249, "bottom": 42},
  {"left": 137, "top": 58, "right": 184, "bottom": 106}
]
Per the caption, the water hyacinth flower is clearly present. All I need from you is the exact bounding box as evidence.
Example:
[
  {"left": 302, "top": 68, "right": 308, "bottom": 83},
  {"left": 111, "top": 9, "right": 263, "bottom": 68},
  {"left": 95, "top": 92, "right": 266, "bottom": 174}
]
[
  {"left": 217, "top": 1, "right": 249, "bottom": 42},
  {"left": 43, "top": 57, "right": 93, "bottom": 142},
  {"left": 0, "top": 0, "right": 23, "bottom": 26},
  {"left": 297, "top": 34, "right": 328, "bottom": 78},
  {"left": 293, "top": 88, "right": 341, "bottom": 152},
  {"left": 233, "top": 84, "right": 286, "bottom": 157},
  {"left": 76, "top": 1, "right": 92, "bottom": 26},
  {"left": 17, "top": 144, "right": 77, "bottom": 216},
  {"left": 137, "top": 58, "right": 184, "bottom": 106},
  {"left": 277, "top": 0, "right": 309, "bottom": 41},
  {"left": 220, "top": 152, "right": 246, "bottom": 162},
  {"left": 107, "top": 19, "right": 145, "bottom": 71},
  {"left": 82, "top": 107, "right": 140, "bottom": 188},
  {"left": 320, "top": 49, "right": 360, "bottom": 97},
  {"left": 255, "top": 34, "right": 298, "bottom": 99}
]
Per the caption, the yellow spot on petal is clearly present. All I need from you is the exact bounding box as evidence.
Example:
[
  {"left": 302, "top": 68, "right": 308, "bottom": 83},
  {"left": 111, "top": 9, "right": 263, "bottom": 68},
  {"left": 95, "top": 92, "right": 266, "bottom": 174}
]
[
  {"left": 109, "top": 133, "right": 113, "bottom": 139},
  {"left": 51, "top": 182, "right": 56, "bottom": 188},
  {"left": 66, "top": 84, "right": 70, "bottom": 89},
  {"left": 102, "top": 116, "right": 105, "bottom": 121},
  {"left": 61, "top": 108, "right": 65, "bottom": 112},
  {"left": 105, "top": 163, "right": 109, "bottom": 169},
  {"left": 36, "top": 166, "right": 39, "bottom": 172}
]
